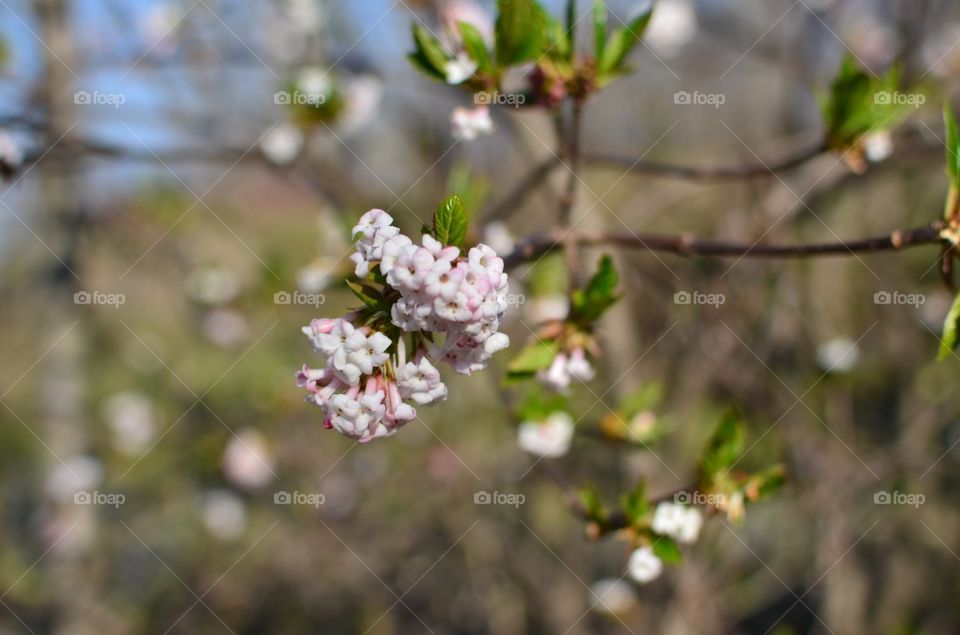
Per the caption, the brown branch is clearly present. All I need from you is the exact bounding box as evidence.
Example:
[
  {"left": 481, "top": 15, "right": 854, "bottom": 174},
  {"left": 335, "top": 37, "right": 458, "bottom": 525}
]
[
  {"left": 584, "top": 141, "right": 828, "bottom": 181},
  {"left": 503, "top": 222, "right": 946, "bottom": 269},
  {"left": 483, "top": 156, "right": 561, "bottom": 222}
]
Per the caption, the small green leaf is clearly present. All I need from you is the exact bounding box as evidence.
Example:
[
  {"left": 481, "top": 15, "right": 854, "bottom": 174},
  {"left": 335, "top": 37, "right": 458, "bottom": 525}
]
[
  {"left": 597, "top": 6, "right": 652, "bottom": 74},
  {"left": 700, "top": 410, "right": 746, "bottom": 476},
  {"left": 458, "top": 21, "right": 493, "bottom": 73},
  {"left": 938, "top": 290, "right": 960, "bottom": 361},
  {"left": 578, "top": 484, "right": 607, "bottom": 521},
  {"left": 507, "top": 339, "right": 560, "bottom": 379},
  {"left": 743, "top": 464, "right": 786, "bottom": 502},
  {"left": 593, "top": 0, "right": 607, "bottom": 61},
  {"left": 410, "top": 23, "right": 450, "bottom": 80},
  {"left": 620, "top": 480, "right": 648, "bottom": 522},
  {"left": 652, "top": 536, "right": 683, "bottom": 564},
  {"left": 571, "top": 254, "right": 620, "bottom": 323},
  {"left": 495, "top": 0, "right": 547, "bottom": 65},
  {"left": 346, "top": 280, "right": 382, "bottom": 310},
  {"left": 432, "top": 194, "right": 469, "bottom": 247},
  {"left": 619, "top": 382, "right": 663, "bottom": 418},
  {"left": 945, "top": 103, "right": 960, "bottom": 189}
]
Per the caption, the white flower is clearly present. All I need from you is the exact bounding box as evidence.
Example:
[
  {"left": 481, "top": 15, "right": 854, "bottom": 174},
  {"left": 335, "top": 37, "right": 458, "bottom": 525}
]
[
  {"left": 398, "top": 356, "right": 448, "bottom": 405},
  {"left": 566, "top": 347, "right": 595, "bottom": 381},
  {"left": 590, "top": 578, "right": 636, "bottom": 614},
  {"left": 816, "top": 337, "right": 860, "bottom": 373},
  {"left": 864, "top": 131, "right": 893, "bottom": 163},
  {"left": 627, "top": 547, "right": 663, "bottom": 584},
  {"left": 260, "top": 123, "right": 304, "bottom": 165},
  {"left": 444, "top": 51, "right": 479, "bottom": 85},
  {"left": 339, "top": 74, "right": 384, "bottom": 134},
  {"left": 103, "top": 391, "right": 156, "bottom": 456},
  {"left": 524, "top": 294, "right": 569, "bottom": 323},
  {"left": 451, "top": 106, "right": 494, "bottom": 141},
  {"left": 297, "top": 67, "right": 332, "bottom": 99},
  {"left": 482, "top": 221, "right": 515, "bottom": 256},
  {"left": 651, "top": 502, "right": 702, "bottom": 544},
  {"left": 222, "top": 429, "right": 275, "bottom": 489},
  {"left": 202, "top": 489, "right": 247, "bottom": 540},
  {"left": 517, "top": 411, "right": 574, "bottom": 458},
  {"left": 537, "top": 353, "right": 571, "bottom": 392},
  {"left": 645, "top": 0, "right": 697, "bottom": 58},
  {"left": 346, "top": 330, "right": 392, "bottom": 375}
]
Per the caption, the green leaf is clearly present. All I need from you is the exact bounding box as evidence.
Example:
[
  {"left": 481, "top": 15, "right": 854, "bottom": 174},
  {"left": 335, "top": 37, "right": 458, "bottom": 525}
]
[
  {"left": 945, "top": 103, "right": 960, "bottom": 190},
  {"left": 495, "top": 0, "right": 547, "bottom": 66},
  {"left": 346, "top": 280, "right": 382, "bottom": 310},
  {"left": 432, "top": 194, "right": 469, "bottom": 247},
  {"left": 593, "top": 0, "right": 607, "bottom": 61},
  {"left": 507, "top": 339, "right": 559, "bottom": 380},
  {"left": 578, "top": 484, "right": 607, "bottom": 521},
  {"left": 938, "top": 290, "right": 960, "bottom": 361},
  {"left": 458, "top": 21, "right": 493, "bottom": 73},
  {"left": 652, "top": 536, "right": 683, "bottom": 564},
  {"left": 700, "top": 410, "right": 746, "bottom": 477},
  {"left": 597, "top": 6, "right": 652, "bottom": 74},
  {"left": 410, "top": 23, "right": 451, "bottom": 80},
  {"left": 620, "top": 480, "right": 648, "bottom": 522},
  {"left": 571, "top": 254, "right": 620, "bottom": 323},
  {"left": 517, "top": 388, "right": 568, "bottom": 421},
  {"left": 742, "top": 464, "right": 786, "bottom": 502},
  {"left": 619, "top": 382, "right": 663, "bottom": 418}
]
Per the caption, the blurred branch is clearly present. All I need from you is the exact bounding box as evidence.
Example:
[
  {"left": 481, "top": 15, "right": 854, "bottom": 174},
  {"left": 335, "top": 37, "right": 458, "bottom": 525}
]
[
  {"left": 584, "top": 141, "right": 828, "bottom": 181},
  {"left": 483, "top": 155, "right": 560, "bottom": 221},
  {"left": 504, "top": 221, "right": 946, "bottom": 268}
]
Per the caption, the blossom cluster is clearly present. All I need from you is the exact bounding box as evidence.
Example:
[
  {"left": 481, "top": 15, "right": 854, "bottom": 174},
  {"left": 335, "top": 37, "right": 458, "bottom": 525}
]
[
  {"left": 298, "top": 209, "right": 510, "bottom": 442},
  {"left": 537, "top": 347, "right": 596, "bottom": 392},
  {"left": 627, "top": 502, "right": 704, "bottom": 584}
]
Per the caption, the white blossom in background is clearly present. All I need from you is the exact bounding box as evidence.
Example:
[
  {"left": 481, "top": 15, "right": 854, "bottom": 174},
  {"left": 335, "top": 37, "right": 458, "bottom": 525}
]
[
  {"left": 46, "top": 456, "right": 104, "bottom": 502},
  {"left": 537, "top": 348, "right": 595, "bottom": 392},
  {"left": 139, "top": 3, "right": 182, "bottom": 55},
  {"left": 203, "top": 309, "right": 250, "bottom": 348},
  {"left": 524, "top": 294, "right": 569, "bottom": 323},
  {"left": 651, "top": 502, "right": 703, "bottom": 544},
  {"left": 590, "top": 578, "right": 636, "bottom": 614},
  {"left": 202, "top": 489, "right": 248, "bottom": 540},
  {"left": 482, "top": 221, "right": 516, "bottom": 257},
  {"left": 0, "top": 130, "right": 23, "bottom": 171},
  {"left": 339, "top": 74, "right": 384, "bottom": 135},
  {"left": 627, "top": 546, "right": 663, "bottom": 584},
  {"left": 284, "top": 0, "right": 325, "bottom": 34},
  {"left": 222, "top": 429, "right": 275, "bottom": 489},
  {"left": 297, "top": 67, "right": 332, "bottom": 101},
  {"left": 451, "top": 106, "right": 494, "bottom": 141},
  {"left": 517, "top": 411, "right": 574, "bottom": 458},
  {"left": 645, "top": 0, "right": 697, "bottom": 58},
  {"left": 297, "top": 258, "right": 334, "bottom": 293},
  {"left": 260, "top": 123, "right": 304, "bottom": 165},
  {"left": 184, "top": 265, "right": 241, "bottom": 306},
  {"left": 440, "top": 0, "right": 494, "bottom": 45},
  {"left": 816, "top": 337, "right": 861, "bottom": 373},
  {"left": 864, "top": 131, "right": 893, "bottom": 164},
  {"left": 103, "top": 391, "right": 156, "bottom": 456},
  {"left": 445, "top": 52, "right": 479, "bottom": 85}
]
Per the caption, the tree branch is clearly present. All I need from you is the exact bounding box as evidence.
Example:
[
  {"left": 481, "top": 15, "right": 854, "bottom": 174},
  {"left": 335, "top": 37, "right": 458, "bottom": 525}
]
[{"left": 503, "top": 221, "right": 946, "bottom": 269}]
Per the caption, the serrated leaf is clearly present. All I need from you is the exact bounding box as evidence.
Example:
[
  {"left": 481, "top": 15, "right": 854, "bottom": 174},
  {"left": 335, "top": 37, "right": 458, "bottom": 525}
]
[
  {"left": 507, "top": 339, "right": 559, "bottom": 377},
  {"left": 652, "top": 536, "right": 683, "bottom": 564},
  {"left": 571, "top": 254, "right": 620, "bottom": 323},
  {"left": 495, "top": 0, "right": 547, "bottom": 65},
  {"left": 700, "top": 410, "right": 746, "bottom": 477},
  {"left": 432, "top": 194, "right": 469, "bottom": 247},
  {"left": 410, "top": 23, "right": 450, "bottom": 80},
  {"left": 938, "top": 290, "right": 960, "bottom": 361},
  {"left": 593, "top": 0, "right": 607, "bottom": 61},
  {"left": 597, "top": 6, "right": 652, "bottom": 74},
  {"left": 458, "top": 21, "right": 493, "bottom": 73}
]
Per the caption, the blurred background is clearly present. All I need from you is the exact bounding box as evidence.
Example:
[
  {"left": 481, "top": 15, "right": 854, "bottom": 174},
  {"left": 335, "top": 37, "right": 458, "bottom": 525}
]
[{"left": 1, "top": 0, "right": 960, "bottom": 633}]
